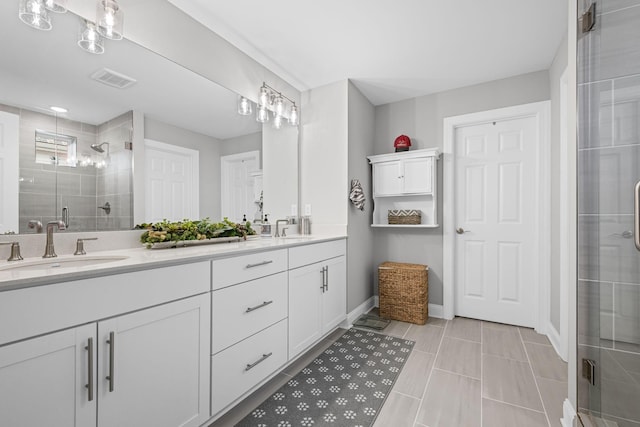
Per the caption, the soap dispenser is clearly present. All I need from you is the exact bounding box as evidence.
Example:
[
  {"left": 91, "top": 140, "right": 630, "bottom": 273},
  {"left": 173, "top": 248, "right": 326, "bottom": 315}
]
[{"left": 261, "top": 214, "right": 272, "bottom": 237}]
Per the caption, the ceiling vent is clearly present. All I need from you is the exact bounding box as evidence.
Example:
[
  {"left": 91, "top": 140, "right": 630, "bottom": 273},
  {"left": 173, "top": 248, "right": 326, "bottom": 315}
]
[{"left": 91, "top": 68, "right": 137, "bottom": 89}]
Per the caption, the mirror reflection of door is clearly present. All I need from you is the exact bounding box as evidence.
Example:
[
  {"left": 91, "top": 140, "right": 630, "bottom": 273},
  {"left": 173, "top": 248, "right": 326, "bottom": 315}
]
[
  {"left": 144, "top": 139, "right": 199, "bottom": 223},
  {"left": 220, "top": 151, "right": 260, "bottom": 223}
]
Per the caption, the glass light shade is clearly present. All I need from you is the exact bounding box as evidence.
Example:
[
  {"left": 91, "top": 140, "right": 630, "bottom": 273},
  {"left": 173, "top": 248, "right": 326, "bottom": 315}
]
[
  {"left": 259, "top": 86, "right": 269, "bottom": 107},
  {"left": 256, "top": 105, "right": 269, "bottom": 123},
  {"left": 237, "top": 96, "right": 253, "bottom": 116},
  {"left": 289, "top": 104, "right": 299, "bottom": 126},
  {"left": 44, "top": 0, "right": 67, "bottom": 13},
  {"left": 78, "top": 21, "right": 105, "bottom": 54},
  {"left": 96, "top": 0, "right": 123, "bottom": 40},
  {"left": 19, "top": 0, "right": 52, "bottom": 30},
  {"left": 273, "top": 113, "right": 283, "bottom": 129},
  {"left": 274, "top": 96, "right": 285, "bottom": 116}
]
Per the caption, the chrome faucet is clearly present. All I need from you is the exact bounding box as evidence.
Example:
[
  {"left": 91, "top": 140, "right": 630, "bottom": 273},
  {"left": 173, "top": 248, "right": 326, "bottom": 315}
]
[
  {"left": 43, "top": 220, "right": 66, "bottom": 258},
  {"left": 275, "top": 219, "right": 289, "bottom": 238},
  {"left": 0, "top": 242, "right": 23, "bottom": 261}
]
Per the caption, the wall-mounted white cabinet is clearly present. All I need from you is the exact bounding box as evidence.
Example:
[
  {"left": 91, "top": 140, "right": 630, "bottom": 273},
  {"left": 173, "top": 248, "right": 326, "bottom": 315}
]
[{"left": 367, "top": 148, "right": 440, "bottom": 228}]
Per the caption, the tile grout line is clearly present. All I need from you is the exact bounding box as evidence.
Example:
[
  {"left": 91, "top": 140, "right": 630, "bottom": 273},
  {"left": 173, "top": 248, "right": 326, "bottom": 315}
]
[
  {"left": 411, "top": 317, "right": 449, "bottom": 427},
  {"left": 518, "top": 327, "right": 552, "bottom": 426},
  {"left": 482, "top": 396, "right": 547, "bottom": 415},
  {"left": 431, "top": 367, "right": 481, "bottom": 381}
]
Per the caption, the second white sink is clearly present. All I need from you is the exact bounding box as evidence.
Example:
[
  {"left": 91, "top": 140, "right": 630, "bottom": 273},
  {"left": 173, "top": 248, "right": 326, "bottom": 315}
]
[{"left": 0, "top": 256, "right": 129, "bottom": 272}]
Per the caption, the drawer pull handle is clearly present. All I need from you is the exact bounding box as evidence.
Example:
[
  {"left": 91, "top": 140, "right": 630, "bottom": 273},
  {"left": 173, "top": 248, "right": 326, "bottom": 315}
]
[
  {"left": 246, "top": 300, "right": 274, "bottom": 313},
  {"left": 85, "top": 337, "right": 94, "bottom": 402},
  {"left": 106, "top": 332, "right": 115, "bottom": 392},
  {"left": 245, "top": 352, "right": 273, "bottom": 371},
  {"left": 246, "top": 260, "right": 274, "bottom": 269}
]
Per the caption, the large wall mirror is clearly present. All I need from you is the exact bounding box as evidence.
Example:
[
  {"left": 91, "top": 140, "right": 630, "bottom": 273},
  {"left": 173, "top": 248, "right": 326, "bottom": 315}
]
[{"left": 0, "top": 1, "right": 298, "bottom": 234}]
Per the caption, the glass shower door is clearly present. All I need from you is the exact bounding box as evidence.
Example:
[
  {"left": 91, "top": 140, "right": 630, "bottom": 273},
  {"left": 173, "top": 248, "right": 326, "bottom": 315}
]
[{"left": 577, "top": 0, "right": 640, "bottom": 425}]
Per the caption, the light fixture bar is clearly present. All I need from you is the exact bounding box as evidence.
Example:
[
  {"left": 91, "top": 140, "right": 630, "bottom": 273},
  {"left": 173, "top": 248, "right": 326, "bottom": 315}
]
[{"left": 260, "top": 82, "right": 297, "bottom": 110}]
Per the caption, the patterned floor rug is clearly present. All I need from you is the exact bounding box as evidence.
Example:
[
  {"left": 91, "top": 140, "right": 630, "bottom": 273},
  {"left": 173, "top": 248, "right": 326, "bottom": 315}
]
[{"left": 236, "top": 328, "right": 415, "bottom": 427}]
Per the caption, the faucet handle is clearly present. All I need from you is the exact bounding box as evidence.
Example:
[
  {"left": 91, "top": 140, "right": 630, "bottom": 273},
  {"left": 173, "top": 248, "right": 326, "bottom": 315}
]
[
  {"left": 74, "top": 237, "right": 98, "bottom": 256},
  {"left": 0, "top": 242, "right": 23, "bottom": 261}
]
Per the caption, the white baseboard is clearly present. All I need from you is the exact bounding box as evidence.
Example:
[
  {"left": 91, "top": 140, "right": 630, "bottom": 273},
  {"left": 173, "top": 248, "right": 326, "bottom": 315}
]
[
  {"left": 344, "top": 296, "right": 376, "bottom": 327},
  {"left": 428, "top": 304, "right": 444, "bottom": 319},
  {"left": 561, "top": 398, "right": 577, "bottom": 427},
  {"left": 371, "top": 297, "right": 444, "bottom": 320},
  {"left": 547, "top": 321, "right": 567, "bottom": 362}
]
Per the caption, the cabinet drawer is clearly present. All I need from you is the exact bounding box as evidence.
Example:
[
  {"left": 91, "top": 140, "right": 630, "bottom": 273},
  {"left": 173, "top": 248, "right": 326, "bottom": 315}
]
[
  {"left": 211, "top": 319, "right": 287, "bottom": 415},
  {"left": 212, "top": 272, "right": 287, "bottom": 353},
  {"left": 211, "top": 249, "right": 287, "bottom": 290},
  {"left": 289, "top": 239, "right": 346, "bottom": 269}
]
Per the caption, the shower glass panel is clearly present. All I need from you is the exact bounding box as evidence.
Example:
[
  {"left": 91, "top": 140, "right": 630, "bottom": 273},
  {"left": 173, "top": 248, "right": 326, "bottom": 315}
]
[{"left": 577, "top": 0, "right": 640, "bottom": 425}]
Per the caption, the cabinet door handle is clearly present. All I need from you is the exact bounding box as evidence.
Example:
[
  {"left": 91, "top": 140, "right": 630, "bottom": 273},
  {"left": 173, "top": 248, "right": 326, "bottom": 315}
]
[
  {"left": 246, "top": 300, "right": 274, "bottom": 313},
  {"left": 246, "top": 260, "right": 273, "bottom": 269},
  {"left": 85, "top": 337, "right": 94, "bottom": 402},
  {"left": 325, "top": 265, "right": 329, "bottom": 291},
  {"left": 245, "top": 352, "right": 273, "bottom": 371},
  {"left": 320, "top": 266, "right": 326, "bottom": 292},
  {"left": 106, "top": 332, "right": 115, "bottom": 392}
]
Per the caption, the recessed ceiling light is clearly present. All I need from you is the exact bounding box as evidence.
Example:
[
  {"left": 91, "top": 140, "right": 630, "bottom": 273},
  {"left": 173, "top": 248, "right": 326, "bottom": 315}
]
[{"left": 50, "top": 106, "right": 68, "bottom": 113}]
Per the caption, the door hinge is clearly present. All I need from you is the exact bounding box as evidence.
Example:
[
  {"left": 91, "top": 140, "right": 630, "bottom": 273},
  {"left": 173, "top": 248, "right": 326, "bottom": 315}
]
[
  {"left": 582, "top": 358, "right": 596, "bottom": 386},
  {"left": 124, "top": 141, "right": 133, "bottom": 150},
  {"left": 581, "top": 2, "right": 596, "bottom": 34}
]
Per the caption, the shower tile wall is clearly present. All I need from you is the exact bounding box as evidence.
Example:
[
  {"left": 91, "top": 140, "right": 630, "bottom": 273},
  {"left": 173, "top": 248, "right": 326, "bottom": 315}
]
[
  {"left": 577, "top": 1, "right": 640, "bottom": 425},
  {"left": 0, "top": 103, "right": 99, "bottom": 233},
  {"left": 95, "top": 111, "right": 133, "bottom": 231}
]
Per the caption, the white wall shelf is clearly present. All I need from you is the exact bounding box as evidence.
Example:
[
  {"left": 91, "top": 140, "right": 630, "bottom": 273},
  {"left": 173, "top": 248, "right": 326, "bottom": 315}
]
[{"left": 367, "top": 148, "right": 440, "bottom": 228}]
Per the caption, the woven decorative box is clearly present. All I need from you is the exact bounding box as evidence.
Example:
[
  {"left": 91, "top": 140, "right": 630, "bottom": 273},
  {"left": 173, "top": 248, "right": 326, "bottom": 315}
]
[
  {"left": 378, "top": 262, "right": 428, "bottom": 325},
  {"left": 388, "top": 209, "right": 421, "bottom": 225}
]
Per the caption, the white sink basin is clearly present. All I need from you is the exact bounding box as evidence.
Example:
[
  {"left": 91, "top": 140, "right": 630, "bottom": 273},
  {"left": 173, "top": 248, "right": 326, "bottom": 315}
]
[{"left": 0, "top": 256, "right": 129, "bottom": 272}]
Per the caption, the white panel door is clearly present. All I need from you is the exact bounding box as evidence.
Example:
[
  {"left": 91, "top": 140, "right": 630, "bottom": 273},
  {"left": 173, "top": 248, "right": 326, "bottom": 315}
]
[
  {"left": 144, "top": 139, "right": 199, "bottom": 223},
  {"left": 220, "top": 151, "right": 259, "bottom": 222},
  {"left": 321, "top": 255, "right": 347, "bottom": 334},
  {"left": 288, "top": 262, "right": 323, "bottom": 358},
  {"left": 403, "top": 157, "right": 433, "bottom": 194},
  {"left": 373, "top": 161, "right": 402, "bottom": 196},
  {"left": 98, "top": 295, "right": 210, "bottom": 427},
  {"left": 454, "top": 116, "right": 537, "bottom": 327},
  {"left": 0, "top": 324, "right": 97, "bottom": 427},
  {"left": 0, "top": 111, "right": 19, "bottom": 233}
]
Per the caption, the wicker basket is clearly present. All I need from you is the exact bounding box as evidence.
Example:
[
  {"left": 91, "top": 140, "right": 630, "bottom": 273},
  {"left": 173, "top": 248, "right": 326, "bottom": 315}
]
[
  {"left": 388, "top": 209, "right": 421, "bottom": 225},
  {"left": 378, "top": 262, "right": 428, "bottom": 324}
]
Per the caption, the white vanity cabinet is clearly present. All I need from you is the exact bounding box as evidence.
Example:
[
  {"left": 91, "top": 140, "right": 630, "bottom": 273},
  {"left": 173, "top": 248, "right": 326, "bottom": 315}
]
[
  {"left": 0, "top": 324, "right": 96, "bottom": 427},
  {"left": 210, "top": 249, "right": 289, "bottom": 415},
  {"left": 0, "top": 263, "right": 211, "bottom": 427},
  {"left": 368, "top": 148, "right": 441, "bottom": 227},
  {"left": 288, "top": 240, "right": 347, "bottom": 359}
]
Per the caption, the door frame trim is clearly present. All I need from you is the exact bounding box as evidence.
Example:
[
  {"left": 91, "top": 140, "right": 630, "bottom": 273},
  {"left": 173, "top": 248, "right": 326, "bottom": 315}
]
[{"left": 442, "top": 101, "right": 551, "bottom": 332}]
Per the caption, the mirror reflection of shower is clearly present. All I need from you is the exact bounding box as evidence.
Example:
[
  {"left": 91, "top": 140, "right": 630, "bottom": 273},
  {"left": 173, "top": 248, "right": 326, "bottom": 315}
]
[{"left": 90, "top": 142, "right": 110, "bottom": 168}]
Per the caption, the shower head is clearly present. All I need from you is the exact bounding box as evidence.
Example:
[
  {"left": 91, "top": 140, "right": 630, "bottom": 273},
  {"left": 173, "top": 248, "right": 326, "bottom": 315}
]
[{"left": 90, "top": 142, "right": 109, "bottom": 153}]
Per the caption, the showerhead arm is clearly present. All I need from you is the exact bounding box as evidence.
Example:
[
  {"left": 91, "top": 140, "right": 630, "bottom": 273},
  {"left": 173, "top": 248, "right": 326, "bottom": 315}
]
[{"left": 90, "top": 142, "right": 110, "bottom": 154}]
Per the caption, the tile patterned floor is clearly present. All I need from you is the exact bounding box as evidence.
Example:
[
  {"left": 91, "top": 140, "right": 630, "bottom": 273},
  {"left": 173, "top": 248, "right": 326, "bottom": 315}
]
[{"left": 209, "top": 315, "right": 567, "bottom": 427}]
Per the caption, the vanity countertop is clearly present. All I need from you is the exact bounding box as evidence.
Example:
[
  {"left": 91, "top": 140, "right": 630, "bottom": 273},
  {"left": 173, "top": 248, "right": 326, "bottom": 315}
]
[{"left": 0, "top": 235, "right": 346, "bottom": 292}]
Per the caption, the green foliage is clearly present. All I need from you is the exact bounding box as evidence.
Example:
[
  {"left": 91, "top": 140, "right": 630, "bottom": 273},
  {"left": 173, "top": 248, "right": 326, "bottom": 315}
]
[{"left": 137, "top": 217, "right": 256, "bottom": 247}]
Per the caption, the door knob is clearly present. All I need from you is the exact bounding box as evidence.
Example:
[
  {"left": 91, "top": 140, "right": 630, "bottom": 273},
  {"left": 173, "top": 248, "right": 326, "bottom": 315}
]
[{"left": 456, "top": 227, "right": 469, "bottom": 234}]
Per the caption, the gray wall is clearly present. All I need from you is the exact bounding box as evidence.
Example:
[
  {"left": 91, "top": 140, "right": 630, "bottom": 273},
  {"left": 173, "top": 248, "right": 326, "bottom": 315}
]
[
  {"left": 347, "top": 81, "right": 376, "bottom": 313},
  {"left": 373, "top": 70, "right": 551, "bottom": 305},
  {"left": 144, "top": 117, "right": 222, "bottom": 220},
  {"left": 549, "top": 35, "right": 568, "bottom": 332},
  {"left": 220, "top": 132, "right": 262, "bottom": 167}
]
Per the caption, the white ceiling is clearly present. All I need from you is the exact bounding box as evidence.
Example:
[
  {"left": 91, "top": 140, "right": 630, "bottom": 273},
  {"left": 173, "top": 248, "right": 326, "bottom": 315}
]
[
  {"left": 169, "top": 0, "right": 568, "bottom": 105},
  {"left": 0, "top": 1, "right": 261, "bottom": 140}
]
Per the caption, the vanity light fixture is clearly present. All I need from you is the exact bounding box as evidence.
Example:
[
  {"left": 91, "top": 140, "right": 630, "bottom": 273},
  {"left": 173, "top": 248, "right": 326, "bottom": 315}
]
[
  {"left": 44, "top": 0, "right": 66, "bottom": 13},
  {"left": 237, "top": 96, "right": 253, "bottom": 116},
  {"left": 78, "top": 20, "right": 104, "bottom": 54},
  {"left": 96, "top": 0, "right": 123, "bottom": 40},
  {"left": 254, "top": 83, "right": 299, "bottom": 127},
  {"left": 18, "top": 0, "right": 52, "bottom": 30}
]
